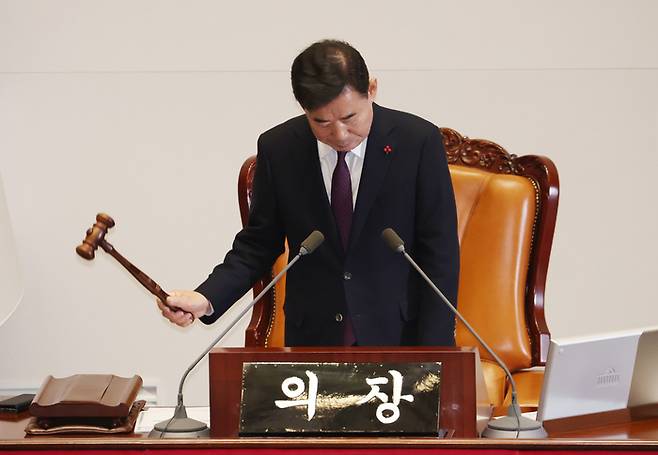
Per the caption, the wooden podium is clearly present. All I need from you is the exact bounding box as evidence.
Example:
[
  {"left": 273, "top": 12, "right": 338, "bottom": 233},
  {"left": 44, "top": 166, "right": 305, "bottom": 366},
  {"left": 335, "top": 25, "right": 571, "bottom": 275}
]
[{"left": 208, "top": 346, "right": 491, "bottom": 438}]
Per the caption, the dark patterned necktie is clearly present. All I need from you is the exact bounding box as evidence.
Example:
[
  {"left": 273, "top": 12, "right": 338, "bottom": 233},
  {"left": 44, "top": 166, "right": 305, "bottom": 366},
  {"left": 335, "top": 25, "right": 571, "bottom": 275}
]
[
  {"left": 331, "top": 151, "right": 353, "bottom": 250},
  {"left": 331, "top": 151, "right": 356, "bottom": 345}
]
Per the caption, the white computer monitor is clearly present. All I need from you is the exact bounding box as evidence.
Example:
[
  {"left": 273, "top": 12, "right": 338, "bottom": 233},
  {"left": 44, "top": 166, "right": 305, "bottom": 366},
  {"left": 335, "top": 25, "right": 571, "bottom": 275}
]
[{"left": 537, "top": 329, "right": 641, "bottom": 421}]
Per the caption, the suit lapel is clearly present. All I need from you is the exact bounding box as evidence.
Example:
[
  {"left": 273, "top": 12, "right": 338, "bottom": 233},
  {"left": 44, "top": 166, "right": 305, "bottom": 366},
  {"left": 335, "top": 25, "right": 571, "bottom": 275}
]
[{"left": 349, "top": 104, "right": 395, "bottom": 251}]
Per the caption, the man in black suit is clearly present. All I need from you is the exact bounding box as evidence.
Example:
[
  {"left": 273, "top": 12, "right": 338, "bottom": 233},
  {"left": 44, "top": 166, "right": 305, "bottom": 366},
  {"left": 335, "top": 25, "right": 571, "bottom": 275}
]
[{"left": 158, "top": 40, "right": 459, "bottom": 346}]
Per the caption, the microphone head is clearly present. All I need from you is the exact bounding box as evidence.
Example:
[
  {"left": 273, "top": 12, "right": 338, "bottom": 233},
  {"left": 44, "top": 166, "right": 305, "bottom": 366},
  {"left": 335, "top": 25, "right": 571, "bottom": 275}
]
[
  {"left": 381, "top": 228, "right": 405, "bottom": 253},
  {"left": 300, "top": 230, "right": 325, "bottom": 255}
]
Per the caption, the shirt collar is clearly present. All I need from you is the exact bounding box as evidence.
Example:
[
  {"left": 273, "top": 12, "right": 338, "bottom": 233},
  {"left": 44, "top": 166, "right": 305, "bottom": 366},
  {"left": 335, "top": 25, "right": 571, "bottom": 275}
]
[{"left": 317, "top": 137, "right": 368, "bottom": 160}]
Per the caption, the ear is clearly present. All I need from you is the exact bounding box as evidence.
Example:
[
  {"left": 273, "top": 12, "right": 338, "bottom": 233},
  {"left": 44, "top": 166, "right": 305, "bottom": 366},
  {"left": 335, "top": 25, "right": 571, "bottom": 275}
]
[{"left": 368, "top": 78, "right": 378, "bottom": 101}]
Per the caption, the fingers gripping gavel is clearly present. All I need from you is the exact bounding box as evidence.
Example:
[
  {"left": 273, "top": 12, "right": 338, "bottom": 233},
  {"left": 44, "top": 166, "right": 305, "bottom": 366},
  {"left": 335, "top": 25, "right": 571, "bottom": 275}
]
[{"left": 76, "top": 213, "right": 194, "bottom": 322}]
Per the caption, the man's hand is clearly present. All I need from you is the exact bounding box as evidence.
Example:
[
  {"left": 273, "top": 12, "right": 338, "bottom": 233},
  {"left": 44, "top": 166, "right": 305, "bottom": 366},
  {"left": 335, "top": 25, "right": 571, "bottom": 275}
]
[{"left": 156, "top": 290, "right": 212, "bottom": 327}]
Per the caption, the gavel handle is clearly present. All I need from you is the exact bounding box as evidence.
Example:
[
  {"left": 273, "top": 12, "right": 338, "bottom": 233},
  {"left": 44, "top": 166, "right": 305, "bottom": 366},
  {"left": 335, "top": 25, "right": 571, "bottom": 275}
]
[{"left": 100, "top": 240, "right": 194, "bottom": 321}]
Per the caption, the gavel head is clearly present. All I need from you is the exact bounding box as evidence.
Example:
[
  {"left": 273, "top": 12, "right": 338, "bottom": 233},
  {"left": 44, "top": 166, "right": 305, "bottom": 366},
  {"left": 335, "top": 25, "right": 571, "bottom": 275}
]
[{"left": 76, "top": 213, "right": 115, "bottom": 260}]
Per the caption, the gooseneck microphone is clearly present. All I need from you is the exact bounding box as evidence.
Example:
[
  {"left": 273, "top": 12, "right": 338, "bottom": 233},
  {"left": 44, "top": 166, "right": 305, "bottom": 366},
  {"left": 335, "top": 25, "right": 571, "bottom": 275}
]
[
  {"left": 381, "top": 228, "right": 547, "bottom": 439},
  {"left": 150, "top": 230, "right": 325, "bottom": 438}
]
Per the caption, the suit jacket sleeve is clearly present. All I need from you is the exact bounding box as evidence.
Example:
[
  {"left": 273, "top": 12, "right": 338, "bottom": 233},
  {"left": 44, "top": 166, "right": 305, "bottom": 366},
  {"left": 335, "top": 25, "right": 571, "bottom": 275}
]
[
  {"left": 196, "top": 137, "right": 285, "bottom": 324},
  {"left": 413, "top": 126, "right": 460, "bottom": 345}
]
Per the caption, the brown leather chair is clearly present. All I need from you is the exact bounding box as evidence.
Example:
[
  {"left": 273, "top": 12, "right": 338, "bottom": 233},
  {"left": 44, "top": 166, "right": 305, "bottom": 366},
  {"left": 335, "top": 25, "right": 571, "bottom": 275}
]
[{"left": 238, "top": 127, "right": 559, "bottom": 411}]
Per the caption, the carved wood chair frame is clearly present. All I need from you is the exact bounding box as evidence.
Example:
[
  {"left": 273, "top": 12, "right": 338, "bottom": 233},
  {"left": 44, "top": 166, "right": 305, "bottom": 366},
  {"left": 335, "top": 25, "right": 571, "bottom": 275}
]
[{"left": 238, "top": 127, "right": 559, "bottom": 366}]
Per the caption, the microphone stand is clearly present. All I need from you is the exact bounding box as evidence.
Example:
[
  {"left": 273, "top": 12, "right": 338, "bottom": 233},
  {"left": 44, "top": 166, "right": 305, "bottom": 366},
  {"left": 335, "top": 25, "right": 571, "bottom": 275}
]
[
  {"left": 382, "top": 229, "right": 547, "bottom": 439},
  {"left": 150, "top": 232, "right": 324, "bottom": 438}
]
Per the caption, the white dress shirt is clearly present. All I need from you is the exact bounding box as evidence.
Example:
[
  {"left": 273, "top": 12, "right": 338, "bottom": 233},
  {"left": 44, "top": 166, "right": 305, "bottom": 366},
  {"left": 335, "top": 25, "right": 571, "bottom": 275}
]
[{"left": 317, "top": 138, "right": 367, "bottom": 209}]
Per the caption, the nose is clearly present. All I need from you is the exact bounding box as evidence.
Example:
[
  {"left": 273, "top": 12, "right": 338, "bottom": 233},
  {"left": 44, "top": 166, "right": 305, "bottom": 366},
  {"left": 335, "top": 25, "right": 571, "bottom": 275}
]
[{"left": 331, "top": 123, "right": 349, "bottom": 143}]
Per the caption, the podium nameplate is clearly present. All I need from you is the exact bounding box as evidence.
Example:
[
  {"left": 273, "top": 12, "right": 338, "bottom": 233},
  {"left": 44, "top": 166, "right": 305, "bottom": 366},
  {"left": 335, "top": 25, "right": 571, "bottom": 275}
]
[{"left": 239, "top": 362, "right": 441, "bottom": 435}]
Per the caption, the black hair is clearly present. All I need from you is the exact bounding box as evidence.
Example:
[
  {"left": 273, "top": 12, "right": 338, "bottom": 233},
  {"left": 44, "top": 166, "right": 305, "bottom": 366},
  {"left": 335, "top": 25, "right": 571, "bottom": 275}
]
[{"left": 291, "top": 40, "right": 370, "bottom": 111}]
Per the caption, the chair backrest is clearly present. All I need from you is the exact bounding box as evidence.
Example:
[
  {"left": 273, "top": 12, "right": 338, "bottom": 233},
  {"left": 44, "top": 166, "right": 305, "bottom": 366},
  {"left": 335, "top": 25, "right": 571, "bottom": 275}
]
[{"left": 240, "top": 127, "right": 559, "bottom": 372}]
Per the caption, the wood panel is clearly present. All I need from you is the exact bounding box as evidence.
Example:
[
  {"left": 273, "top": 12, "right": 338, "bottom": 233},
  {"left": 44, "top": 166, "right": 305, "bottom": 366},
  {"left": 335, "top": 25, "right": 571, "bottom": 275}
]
[{"left": 209, "top": 346, "right": 489, "bottom": 438}]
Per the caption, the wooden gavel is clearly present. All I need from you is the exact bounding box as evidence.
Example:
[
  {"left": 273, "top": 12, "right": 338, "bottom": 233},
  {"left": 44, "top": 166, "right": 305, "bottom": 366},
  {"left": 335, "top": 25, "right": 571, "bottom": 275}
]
[{"left": 76, "top": 213, "right": 193, "bottom": 321}]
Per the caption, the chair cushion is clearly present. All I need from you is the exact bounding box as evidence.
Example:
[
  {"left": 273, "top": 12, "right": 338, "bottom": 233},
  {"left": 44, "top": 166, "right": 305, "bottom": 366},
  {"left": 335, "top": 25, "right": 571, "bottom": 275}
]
[
  {"left": 508, "top": 369, "right": 545, "bottom": 410},
  {"left": 265, "top": 248, "right": 289, "bottom": 347},
  {"left": 451, "top": 165, "right": 537, "bottom": 372},
  {"left": 483, "top": 364, "right": 545, "bottom": 413},
  {"left": 480, "top": 359, "right": 508, "bottom": 407}
]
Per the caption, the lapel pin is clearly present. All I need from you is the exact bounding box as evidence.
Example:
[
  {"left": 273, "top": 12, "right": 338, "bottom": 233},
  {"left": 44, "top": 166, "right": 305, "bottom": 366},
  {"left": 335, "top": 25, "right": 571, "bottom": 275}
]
[{"left": 383, "top": 145, "right": 393, "bottom": 154}]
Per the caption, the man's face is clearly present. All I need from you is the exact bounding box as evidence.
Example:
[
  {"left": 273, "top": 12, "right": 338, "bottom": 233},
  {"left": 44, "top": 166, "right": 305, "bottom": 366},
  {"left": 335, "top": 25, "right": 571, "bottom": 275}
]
[{"left": 304, "top": 80, "right": 377, "bottom": 152}]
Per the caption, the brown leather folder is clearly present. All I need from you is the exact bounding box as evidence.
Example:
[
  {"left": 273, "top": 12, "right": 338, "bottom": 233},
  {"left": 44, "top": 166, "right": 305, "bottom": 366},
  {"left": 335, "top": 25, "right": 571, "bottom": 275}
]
[
  {"left": 26, "top": 374, "right": 143, "bottom": 435},
  {"left": 30, "top": 374, "right": 142, "bottom": 418},
  {"left": 25, "top": 400, "right": 146, "bottom": 435}
]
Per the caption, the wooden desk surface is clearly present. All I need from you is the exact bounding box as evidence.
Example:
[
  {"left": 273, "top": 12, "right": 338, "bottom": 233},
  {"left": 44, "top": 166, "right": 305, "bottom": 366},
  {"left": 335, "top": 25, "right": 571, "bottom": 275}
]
[{"left": 3, "top": 405, "right": 658, "bottom": 451}]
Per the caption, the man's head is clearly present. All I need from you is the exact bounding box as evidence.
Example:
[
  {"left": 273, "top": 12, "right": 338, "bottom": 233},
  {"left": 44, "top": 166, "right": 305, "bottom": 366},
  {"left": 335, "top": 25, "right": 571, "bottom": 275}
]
[{"left": 291, "top": 40, "right": 377, "bottom": 151}]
